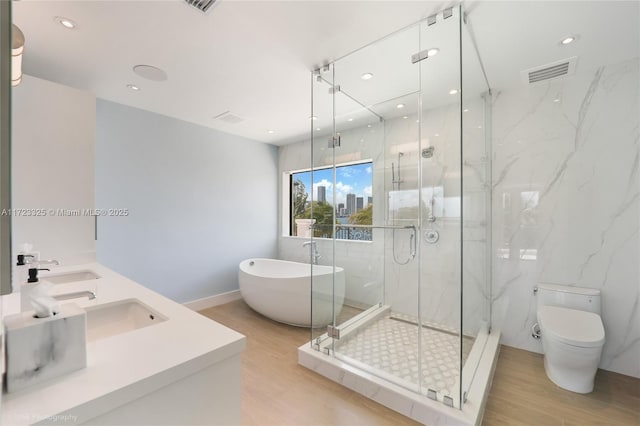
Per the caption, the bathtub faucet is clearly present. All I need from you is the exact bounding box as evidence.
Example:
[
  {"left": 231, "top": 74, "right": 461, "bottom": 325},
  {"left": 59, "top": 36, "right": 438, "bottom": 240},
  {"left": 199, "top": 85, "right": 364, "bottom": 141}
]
[{"left": 302, "top": 241, "right": 321, "bottom": 265}]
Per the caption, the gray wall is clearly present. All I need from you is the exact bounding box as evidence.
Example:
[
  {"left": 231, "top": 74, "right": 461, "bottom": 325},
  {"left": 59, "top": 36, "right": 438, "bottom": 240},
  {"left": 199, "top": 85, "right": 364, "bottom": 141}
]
[{"left": 96, "top": 99, "right": 278, "bottom": 303}]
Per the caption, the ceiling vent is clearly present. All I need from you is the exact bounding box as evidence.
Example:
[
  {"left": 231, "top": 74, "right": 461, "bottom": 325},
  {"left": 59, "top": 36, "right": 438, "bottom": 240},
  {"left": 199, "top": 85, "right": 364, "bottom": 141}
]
[
  {"left": 184, "top": 0, "right": 217, "bottom": 14},
  {"left": 521, "top": 56, "right": 578, "bottom": 84},
  {"left": 213, "top": 111, "right": 244, "bottom": 124}
]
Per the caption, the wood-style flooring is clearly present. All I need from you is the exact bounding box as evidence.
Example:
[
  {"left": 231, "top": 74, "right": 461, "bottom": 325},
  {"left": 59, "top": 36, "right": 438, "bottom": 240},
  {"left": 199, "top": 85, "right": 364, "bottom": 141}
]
[{"left": 200, "top": 300, "right": 640, "bottom": 426}]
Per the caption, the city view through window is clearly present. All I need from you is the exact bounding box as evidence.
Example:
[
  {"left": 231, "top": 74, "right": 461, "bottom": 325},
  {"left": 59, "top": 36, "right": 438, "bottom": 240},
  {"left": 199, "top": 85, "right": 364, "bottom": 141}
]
[{"left": 290, "top": 162, "right": 373, "bottom": 240}]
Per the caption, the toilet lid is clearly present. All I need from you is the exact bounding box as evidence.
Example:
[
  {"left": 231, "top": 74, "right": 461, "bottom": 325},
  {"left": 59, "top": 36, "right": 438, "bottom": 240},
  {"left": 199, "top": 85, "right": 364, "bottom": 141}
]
[{"left": 537, "top": 306, "right": 605, "bottom": 348}]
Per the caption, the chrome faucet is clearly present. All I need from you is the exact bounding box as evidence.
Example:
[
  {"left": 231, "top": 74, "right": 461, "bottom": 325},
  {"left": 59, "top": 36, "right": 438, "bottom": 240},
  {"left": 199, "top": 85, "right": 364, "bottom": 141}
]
[
  {"left": 302, "top": 241, "right": 321, "bottom": 265},
  {"left": 52, "top": 291, "right": 96, "bottom": 301}
]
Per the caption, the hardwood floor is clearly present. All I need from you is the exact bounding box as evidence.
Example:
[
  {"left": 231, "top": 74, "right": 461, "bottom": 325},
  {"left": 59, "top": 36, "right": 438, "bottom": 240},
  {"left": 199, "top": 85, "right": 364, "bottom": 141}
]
[
  {"left": 483, "top": 346, "right": 640, "bottom": 426},
  {"left": 200, "top": 300, "right": 640, "bottom": 426}
]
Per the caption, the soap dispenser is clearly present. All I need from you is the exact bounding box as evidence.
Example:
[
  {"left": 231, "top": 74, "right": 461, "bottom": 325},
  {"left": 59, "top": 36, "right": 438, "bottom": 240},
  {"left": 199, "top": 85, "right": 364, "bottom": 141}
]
[
  {"left": 13, "top": 254, "right": 34, "bottom": 293},
  {"left": 20, "top": 267, "right": 50, "bottom": 312}
]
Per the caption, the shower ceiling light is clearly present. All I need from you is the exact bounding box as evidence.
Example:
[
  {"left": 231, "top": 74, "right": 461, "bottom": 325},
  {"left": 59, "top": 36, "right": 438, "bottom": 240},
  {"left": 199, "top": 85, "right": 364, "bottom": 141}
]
[
  {"left": 427, "top": 48, "right": 440, "bottom": 57},
  {"left": 54, "top": 16, "right": 76, "bottom": 29},
  {"left": 560, "top": 35, "right": 578, "bottom": 45},
  {"left": 126, "top": 84, "right": 140, "bottom": 91},
  {"left": 396, "top": 103, "right": 405, "bottom": 109},
  {"left": 361, "top": 73, "right": 374, "bottom": 80},
  {"left": 449, "top": 89, "right": 459, "bottom": 95}
]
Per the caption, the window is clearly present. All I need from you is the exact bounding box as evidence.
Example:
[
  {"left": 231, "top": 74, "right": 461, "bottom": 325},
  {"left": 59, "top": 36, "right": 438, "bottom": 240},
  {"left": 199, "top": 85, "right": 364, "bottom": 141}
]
[{"left": 289, "top": 161, "right": 373, "bottom": 241}]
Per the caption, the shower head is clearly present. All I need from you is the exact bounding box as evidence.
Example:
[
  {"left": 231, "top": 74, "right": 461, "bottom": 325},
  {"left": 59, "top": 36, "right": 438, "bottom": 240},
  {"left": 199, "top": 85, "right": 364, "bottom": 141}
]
[{"left": 422, "top": 146, "right": 435, "bottom": 158}]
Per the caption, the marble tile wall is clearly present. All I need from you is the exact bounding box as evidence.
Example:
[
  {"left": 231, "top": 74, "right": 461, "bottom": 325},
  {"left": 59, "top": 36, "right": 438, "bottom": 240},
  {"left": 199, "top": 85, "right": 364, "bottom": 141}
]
[{"left": 491, "top": 58, "right": 640, "bottom": 378}]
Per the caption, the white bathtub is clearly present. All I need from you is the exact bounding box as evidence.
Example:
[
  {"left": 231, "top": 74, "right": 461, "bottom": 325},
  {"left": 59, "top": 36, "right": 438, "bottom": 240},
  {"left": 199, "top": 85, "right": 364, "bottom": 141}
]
[{"left": 238, "top": 259, "right": 345, "bottom": 327}]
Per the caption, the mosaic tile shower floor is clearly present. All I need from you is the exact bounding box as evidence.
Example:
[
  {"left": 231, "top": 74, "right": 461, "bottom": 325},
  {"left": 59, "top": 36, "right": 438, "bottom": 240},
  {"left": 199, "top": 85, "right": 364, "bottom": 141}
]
[{"left": 335, "top": 314, "right": 474, "bottom": 397}]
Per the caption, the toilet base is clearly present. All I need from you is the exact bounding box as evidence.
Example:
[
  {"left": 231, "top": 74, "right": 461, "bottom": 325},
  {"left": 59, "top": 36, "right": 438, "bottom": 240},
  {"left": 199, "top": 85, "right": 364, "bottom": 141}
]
[{"left": 543, "top": 356, "right": 596, "bottom": 394}]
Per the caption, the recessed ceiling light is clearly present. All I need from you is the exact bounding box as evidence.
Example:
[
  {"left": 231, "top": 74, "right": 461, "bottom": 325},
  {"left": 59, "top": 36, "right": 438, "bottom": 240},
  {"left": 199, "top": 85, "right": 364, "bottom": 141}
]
[
  {"left": 361, "top": 73, "right": 374, "bottom": 80},
  {"left": 435, "top": 133, "right": 440, "bottom": 137},
  {"left": 560, "top": 35, "right": 578, "bottom": 45},
  {"left": 402, "top": 116, "right": 408, "bottom": 119},
  {"left": 449, "top": 89, "right": 459, "bottom": 95},
  {"left": 553, "top": 98, "right": 560, "bottom": 103},
  {"left": 267, "top": 130, "right": 275, "bottom": 134},
  {"left": 133, "top": 65, "right": 168, "bottom": 82},
  {"left": 347, "top": 118, "right": 354, "bottom": 122},
  {"left": 416, "top": 120, "right": 420, "bottom": 123},
  {"left": 477, "top": 125, "right": 482, "bottom": 129},
  {"left": 427, "top": 48, "right": 440, "bottom": 57},
  {"left": 311, "top": 116, "right": 318, "bottom": 120},
  {"left": 54, "top": 16, "right": 76, "bottom": 29},
  {"left": 463, "top": 108, "right": 469, "bottom": 112},
  {"left": 396, "top": 103, "right": 405, "bottom": 109},
  {"left": 126, "top": 84, "right": 140, "bottom": 91},
  {"left": 367, "top": 124, "right": 372, "bottom": 128}
]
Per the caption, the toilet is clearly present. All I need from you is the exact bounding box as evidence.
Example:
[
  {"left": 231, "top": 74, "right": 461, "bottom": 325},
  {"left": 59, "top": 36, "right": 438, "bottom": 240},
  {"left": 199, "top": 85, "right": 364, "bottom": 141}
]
[{"left": 535, "top": 283, "right": 605, "bottom": 394}]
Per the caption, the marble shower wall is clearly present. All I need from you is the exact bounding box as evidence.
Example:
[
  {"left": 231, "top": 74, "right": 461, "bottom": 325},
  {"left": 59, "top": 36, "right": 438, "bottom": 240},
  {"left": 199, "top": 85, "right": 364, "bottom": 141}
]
[
  {"left": 491, "top": 58, "right": 640, "bottom": 378},
  {"left": 382, "top": 99, "right": 491, "bottom": 338}
]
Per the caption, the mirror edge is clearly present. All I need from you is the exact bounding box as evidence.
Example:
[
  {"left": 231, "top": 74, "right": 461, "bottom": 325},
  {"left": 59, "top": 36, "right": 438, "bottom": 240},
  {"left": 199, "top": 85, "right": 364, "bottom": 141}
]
[{"left": 0, "top": 0, "right": 12, "bottom": 296}]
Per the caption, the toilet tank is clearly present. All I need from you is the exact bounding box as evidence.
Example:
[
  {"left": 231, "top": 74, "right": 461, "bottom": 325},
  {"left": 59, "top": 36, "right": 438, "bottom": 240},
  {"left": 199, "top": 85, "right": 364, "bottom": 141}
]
[{"left": 536, "top": 283, "right": 601, "bottom": 314}]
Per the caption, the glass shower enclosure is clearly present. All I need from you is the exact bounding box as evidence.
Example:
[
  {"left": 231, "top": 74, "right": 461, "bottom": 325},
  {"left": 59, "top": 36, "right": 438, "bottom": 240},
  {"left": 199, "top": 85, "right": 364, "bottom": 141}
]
[{"left": 307, "top": 5, "right": 492, "bottom": 411}]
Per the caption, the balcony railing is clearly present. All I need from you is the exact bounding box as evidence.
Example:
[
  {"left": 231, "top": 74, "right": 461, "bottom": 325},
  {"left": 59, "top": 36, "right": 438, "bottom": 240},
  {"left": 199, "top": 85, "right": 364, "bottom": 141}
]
[{"left": 310, "top": 224, "right": 373, "bottom": 241}]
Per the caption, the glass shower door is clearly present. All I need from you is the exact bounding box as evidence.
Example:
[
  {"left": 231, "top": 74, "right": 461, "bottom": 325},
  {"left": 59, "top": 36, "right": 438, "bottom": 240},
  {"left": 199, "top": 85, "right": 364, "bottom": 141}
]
[
  {"left": 309, "top": 64, "right": 337, "bottom": 348},
  {"left": 327, "top": 23, "right": 424, "bottom": 395},
  {"left": 417, "top": 6, "right": 464, "bottom": 406}
]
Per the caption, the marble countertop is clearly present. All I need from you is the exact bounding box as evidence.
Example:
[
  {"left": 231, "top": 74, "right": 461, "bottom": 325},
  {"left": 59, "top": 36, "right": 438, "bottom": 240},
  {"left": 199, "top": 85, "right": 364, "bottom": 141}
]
[{"left": 1, "top": 262, "right": 246, "bottom": 425}]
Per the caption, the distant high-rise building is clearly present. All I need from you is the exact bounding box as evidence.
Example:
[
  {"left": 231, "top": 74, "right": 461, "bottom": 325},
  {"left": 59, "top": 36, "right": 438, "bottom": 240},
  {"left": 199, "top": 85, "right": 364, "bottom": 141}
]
[
  {"left": 356, "top": 197, "right": 364, "bottom": 212},
  {"left": 367, "top": 196, "right": 373, "bottom": 206},
  {"left": 317, "top": 186, "right": 326, "bottom": 203},
  {"left": 346, "top": 193, "right": 356, "bottom": 215},
  {"left": 337, "top": 203, "right": 345, "bottom": 216}
]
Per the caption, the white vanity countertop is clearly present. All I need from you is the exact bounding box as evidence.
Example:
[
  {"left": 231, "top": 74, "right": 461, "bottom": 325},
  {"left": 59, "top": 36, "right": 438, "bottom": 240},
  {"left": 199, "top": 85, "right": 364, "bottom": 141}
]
[{"left": 1, "top": 263, "right": 246, "bottom": 425}]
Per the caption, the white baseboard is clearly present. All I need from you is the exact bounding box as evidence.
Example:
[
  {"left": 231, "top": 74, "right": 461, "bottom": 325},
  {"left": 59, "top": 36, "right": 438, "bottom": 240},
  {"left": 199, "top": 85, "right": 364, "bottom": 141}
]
[{"left": 184, "top": 290, "right": 242, "bottom": 312}]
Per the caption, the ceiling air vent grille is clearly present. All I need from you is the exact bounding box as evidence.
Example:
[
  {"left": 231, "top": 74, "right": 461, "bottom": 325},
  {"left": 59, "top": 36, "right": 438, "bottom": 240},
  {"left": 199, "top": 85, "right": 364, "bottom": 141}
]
[
  {"left": 184, "top": 0, "right": 217, "bottom": 14},
  {"left": 521, "top": 56, "right": 578, "bottom": 84},
  {"left": 213, "top": 111, "right": 244, "bottom": 124}
]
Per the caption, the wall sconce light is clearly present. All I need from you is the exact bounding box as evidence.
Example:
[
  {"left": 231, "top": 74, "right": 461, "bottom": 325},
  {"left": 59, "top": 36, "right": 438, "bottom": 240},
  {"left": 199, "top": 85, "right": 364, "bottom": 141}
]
[{"left": 12, "top": 24, "right": 25, "bottom": 87}]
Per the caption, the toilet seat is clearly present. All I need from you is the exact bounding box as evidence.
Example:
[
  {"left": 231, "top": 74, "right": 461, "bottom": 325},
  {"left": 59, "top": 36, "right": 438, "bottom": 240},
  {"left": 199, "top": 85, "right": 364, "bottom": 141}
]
[{"left": 538, "top": 306, "right": 605, "bottom": 348}]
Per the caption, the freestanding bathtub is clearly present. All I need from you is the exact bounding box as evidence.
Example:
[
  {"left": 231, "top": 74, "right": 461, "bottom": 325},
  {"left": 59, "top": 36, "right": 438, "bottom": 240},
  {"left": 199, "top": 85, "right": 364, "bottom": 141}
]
[{"left": 238, "top": 259, "right": 345, "bottom": 327}]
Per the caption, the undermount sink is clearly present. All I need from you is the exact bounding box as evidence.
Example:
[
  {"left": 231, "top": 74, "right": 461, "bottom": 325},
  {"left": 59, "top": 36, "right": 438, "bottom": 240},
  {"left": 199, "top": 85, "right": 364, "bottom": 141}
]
[
  {"left": 42, "top": 270, "right": 101, "bottom": 284},
  {"left": 86, "top": 299, "right": 167, "bottom": 342}
]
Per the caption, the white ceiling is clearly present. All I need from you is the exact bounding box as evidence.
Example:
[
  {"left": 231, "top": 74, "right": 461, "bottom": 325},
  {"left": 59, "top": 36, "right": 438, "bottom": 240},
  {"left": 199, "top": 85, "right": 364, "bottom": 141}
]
[{"left": 13, "top": 1, "right": 640, "bottom": 146}]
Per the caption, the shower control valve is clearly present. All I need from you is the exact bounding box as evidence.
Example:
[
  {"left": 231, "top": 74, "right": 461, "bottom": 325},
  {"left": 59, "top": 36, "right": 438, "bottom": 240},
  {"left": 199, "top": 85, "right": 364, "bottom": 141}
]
[{"left": 424, "top": 230, "right": 439, "bottom": 244}]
